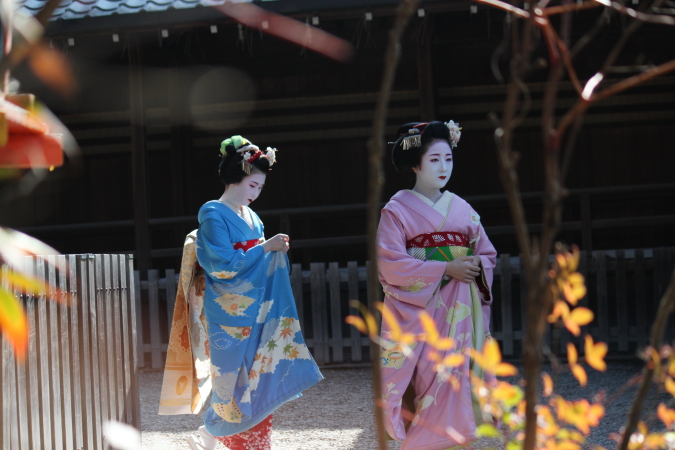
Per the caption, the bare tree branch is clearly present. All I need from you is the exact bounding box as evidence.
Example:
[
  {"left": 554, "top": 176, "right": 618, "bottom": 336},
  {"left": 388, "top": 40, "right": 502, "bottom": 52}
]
[
  {"left": 366, "top": 1, "right": 420, "bottom": 448},
  {"left": 618, "top": 267, "right": 675, "bottom": 450}
]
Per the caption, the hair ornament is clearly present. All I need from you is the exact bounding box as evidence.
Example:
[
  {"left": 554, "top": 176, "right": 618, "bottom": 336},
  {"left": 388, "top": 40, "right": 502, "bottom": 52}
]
[
  {"left": 445, "top": 120, "right": 462, "bottom": 148},
  {"left": 401, "top": 128, "right": 422, "bottom": 150},
  {"left": 263, "top": 147, "right": 277, "bottom": 167},
  {"left": 237, "top": 144, "right": 262, "bottom": 175}
]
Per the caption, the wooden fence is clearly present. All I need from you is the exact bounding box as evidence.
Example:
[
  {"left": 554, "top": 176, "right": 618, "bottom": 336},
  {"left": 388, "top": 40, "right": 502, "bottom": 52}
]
[
  {"left": 136, "top": 247, "right": 675, "bottom": 369},
  {"left": 0, "top": 254, "right": 140, "bottom": 450}
]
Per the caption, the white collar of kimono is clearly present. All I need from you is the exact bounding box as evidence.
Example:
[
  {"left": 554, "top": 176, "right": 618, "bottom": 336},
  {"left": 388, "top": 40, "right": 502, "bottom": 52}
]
[{"left": 407, "top": 189, "right": 453, "bottom": 216}]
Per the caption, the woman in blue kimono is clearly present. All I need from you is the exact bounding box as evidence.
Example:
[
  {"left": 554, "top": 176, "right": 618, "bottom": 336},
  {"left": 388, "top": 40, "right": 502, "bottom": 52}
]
[{"left": 189, "top": 136, "right": 323, "bottom": 450}]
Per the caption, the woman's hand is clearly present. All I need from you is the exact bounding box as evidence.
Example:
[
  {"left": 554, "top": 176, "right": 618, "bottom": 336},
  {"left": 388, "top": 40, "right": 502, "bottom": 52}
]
[
  {"left": 444, "top": 256, "right": 481, "bottom": 283},
  {"left": 262, "top": 234, "right": 290, "bottom": 253}
]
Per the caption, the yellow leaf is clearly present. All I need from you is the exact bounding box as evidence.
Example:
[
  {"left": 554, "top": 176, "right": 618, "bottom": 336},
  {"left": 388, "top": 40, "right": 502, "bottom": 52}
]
[
  {"left": 0, "top": 286, "right": 28, "bottom": 360},
  {"left": 657, "top": 403, "right": 675, "bottom": 427},
  {"left": 569, "top": 307, "right": 594, "bottom": 327},
  {"left": 484, "top": 338, "right": 502, "bottom": 367},
  {"left": 542, "top": 372, "right": 553, "bottom": 397},
  {"left": 556, "top": 254, "right": 568, "bottom": 271},
  {"left": 571, "top": 364, "right": 587, "bottom": 387},
  {"left": 665, "top": 377, "right": 675, "bottom": 397},
  {"left": 377, "top": 302, "right": 401, "bottom": 340},
  {"left": 495, "top": 362, "right": 519, "bottom": 377},
  {"left": 584, "top": 335, "right": 607, "bottom": 371},
  {"left": 442, "top": 354, "right": 465, "bottom": 368},
  {"left": 549, "top": 300, "right": 570, "bottom": 323},
  {"left": 419, "top": 311, "right": 439, "bottom": 345},
  {"left": 563, "top": 319, "right": 581, "bottom": 336},
  {"left": 435, "top": 337, "right": 455, "bottom": 351},
  {"left": 345, "top": 316, "right": 367, "bottom": 334},
  {"left": 567, "top": 343, "right": 578, "bottom": 365},
  {"left": 364, "top": 311, "right": 379, "bottom": 336},
  {"left": 476, "top": 423, "right": 501, "bottom": 438}
]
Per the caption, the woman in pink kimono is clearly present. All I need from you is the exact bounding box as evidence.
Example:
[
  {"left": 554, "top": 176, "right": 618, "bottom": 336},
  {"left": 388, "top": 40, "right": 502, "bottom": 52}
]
[{"left": 377, "top": 120, "right": 498, "bottom": 450}]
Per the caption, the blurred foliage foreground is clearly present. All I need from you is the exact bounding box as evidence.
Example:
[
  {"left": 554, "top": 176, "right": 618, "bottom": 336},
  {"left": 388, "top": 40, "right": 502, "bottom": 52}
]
[{"left": 348, "top": 246, "right": 675, "bottom": 450}]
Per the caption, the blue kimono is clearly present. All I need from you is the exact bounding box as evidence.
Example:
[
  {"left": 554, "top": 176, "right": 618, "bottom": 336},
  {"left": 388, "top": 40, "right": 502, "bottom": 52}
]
[{"left": 196, "top": 200, "right": 323, "bottom": 436}]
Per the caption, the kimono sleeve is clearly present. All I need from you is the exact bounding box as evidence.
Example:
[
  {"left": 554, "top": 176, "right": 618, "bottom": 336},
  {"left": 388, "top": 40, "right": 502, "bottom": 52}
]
[
  {"left": 377, "top": 208, "right": 447, "bottom": 308},
  {"left": 197, "top": 212, "right": 265, "bottom": 281},
  {"left": 470, "top": 208, "right": 497, "bottom": 305}
]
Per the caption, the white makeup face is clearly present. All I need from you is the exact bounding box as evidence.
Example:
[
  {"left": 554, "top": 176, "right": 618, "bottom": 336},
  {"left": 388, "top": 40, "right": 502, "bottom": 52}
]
[
  {"left": 226, "top": 172, "right": 267, "bottom": 206},
  {"left": 413, "top": 140, "right": 453, "bottom": 189}
]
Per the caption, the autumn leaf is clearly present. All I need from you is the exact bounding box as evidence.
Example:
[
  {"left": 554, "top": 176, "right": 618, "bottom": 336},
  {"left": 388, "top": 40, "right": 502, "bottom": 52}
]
[
  {"left": 553, "top": 397, "right": 604, "bottom": 435},
  {"left": 281, "top": 317, "right": 294, "bottom": 327},
  {"left": 542, "top": 372, "right": 554, "bottom": 397},
  {"left": 571, "top": 365, "right": 588, "bottom": 387},
  {"left": 248, "top": 370, "right": 257, "bottom": 380},
  {"left": 657, "top": 403, "right": 675, "bottom": 428},
  {"left": 470, "top": 339, "right": 518, "bottom": 376},
  {"left": 288, "top": 347, "right": 300, "bottom": 359},
  {"left": 279, "top": 327, "right": 293, "bottom": 339},
  {"left": 665, "top": 377, "right": 675, "bottom": 396},
  {"left": 0, "top": 286, "right": 28, "bottom": 360},
  {"left": 283, "top": 344, "right": 293, "bottom": 355},
  {"left": 476, "top": 423, "right": 501, "bottom": 438},
  {"left": 266, "top": 340, "right": 277, "bottom": 351},
  {"left": 584, "top": 335, "right": 607, "bottom": 371},
  {"left": 419, "top": 311, "right": 440, "bottom": 345},
  {"left": 563, "top": 307, "right": 594, "bottom": 336},
  {"left": 28, "top": 43, "right": 77, "bottom": 98},
  {"left": 442, "top": 354, "right": 465, "bottom": 368},
  {"left": 376, "top": 302, "right": 401, "bottom": 341},
  {"left": 345, "top": 315, "right": 367, "bottom": 334}
]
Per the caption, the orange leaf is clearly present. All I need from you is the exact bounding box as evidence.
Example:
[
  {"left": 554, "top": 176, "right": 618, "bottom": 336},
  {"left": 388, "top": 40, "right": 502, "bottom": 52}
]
[
  {"left": 345, "top": 316, "right": 367, "bottom": 334},
  {"left": 571, "top": 364, "right": 587, "bottom": 387},
  {"left": 549, "top": 300, "right": 570, "bottom": 323},
  {"left": 377, "top": 302, "right": 401, "bottom": 340},
  {"left": 568, "top": 343, "right": 578, "bottom": 365},
  {"left": 442, "top": 354, "right": 465, "bottom": 368},
  {"left": 419, "top": 311, "right": 439, "bottom": 345},
  {"left": 665, "top": 377, "right": 675, "bottom": 396},
  {"left": 569, "top": 307, "right": 594, "bottom": 327},
  {"left": 542, "top": 372, "right": 554, "bottom": 397},
  {"left": 495, "top": 362, "right": 519, "bottom": 377},
  {"left": 28, "top": 44, "right": 77, "bottom": 98},
  {"left": 484, "top": 338, "right": 502, "bottom": 367},
  {"left": 584, "top": 335, "right": 607, "bottom": 371},
  {"left": 0, "top": 286, "right": 28, "bottom": 360},
  {"left": 658, "top": 403, "right": 675, "bottom": 427}
]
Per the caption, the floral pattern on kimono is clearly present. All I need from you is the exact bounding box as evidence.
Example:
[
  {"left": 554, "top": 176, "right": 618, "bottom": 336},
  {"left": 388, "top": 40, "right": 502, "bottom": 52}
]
[
  {"left": 196, "top": 201, "right": 323, "bottom": 437},
  {"left": 377, "top": 190, "right": 497, "bottom": 450}
]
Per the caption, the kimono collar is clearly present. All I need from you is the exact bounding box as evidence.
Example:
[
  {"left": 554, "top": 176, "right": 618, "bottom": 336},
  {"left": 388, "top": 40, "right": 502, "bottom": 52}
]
[
  {"left": 200, "top": 201, "right": 260, "bottom": 237},
  {"left": 387, "top": 190, "right": 454, "bottom": 232}
]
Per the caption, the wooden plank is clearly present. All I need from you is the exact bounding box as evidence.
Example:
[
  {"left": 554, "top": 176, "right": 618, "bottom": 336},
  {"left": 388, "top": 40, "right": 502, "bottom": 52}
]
[
  {"left": 634, "top": 249, "right": 648, "bottom": 348},
  {"left": 580, "top": 194, "right": 592, "bottom": 252},
  {"left": 2, "top": 265, "right": 19, "bottom": 450},
  {"left": 11, "top": 264, "right": 29, "bottom": 450},
  {"left": 128, "top": 258, "right": 142, "bottom": 430},
  {"left": 616, "top": 250, "right": 628, "bottom": 352},
  {"left": 95, "top": 254, "right": 109, "bottom": 448},
  {"left": 347, "top": 262, "right": 363, "bottom": 362},
  {"left": 120, "top": 256, "right": 134, "bottom": 425},
  {"left": 148, "top": 269, "right": 163, "bottom": 369},
  {"left": 291, "top": 264, "right": 304, "bottom": 330},
  {"left": 47, "top": 255, "right": 64, "bottom": 450},
  {"left": 309, "top": 263, "right": 327, "bottom": 365},
  {"left": 499, "top": 254, "right": 514, "bottom": 356},
  {"left": 328, "top": 263, "right": 344, "bottom": 363},
  {"left": 58, "top": 255, "right": 74, "bottom": 450},
  {"left": 104, "top": 254, "right": 117, "bottom": 421},
  {"left": 165, "top": 268, "right": 177, "bottom": 333},
  {"left": 134, "top": 270, "right": 144, "bottom": 369},
  {"left": 79, "top": 256, "right": 96, "bottom": 450},
  {"left": 69, "top": 255, "right": 84, "bottom": 450},
  {"left": 112, "top": 255, "right": 125, "bottom": 420},
  {"left": 25, "top": 257, "right": 42, "bottom": 450},
  {"left": 596, "top": 251, "right": 609, "bottom": 344},
  {"left": 36, "top": 257, "right": 53, "bottom": 449}
]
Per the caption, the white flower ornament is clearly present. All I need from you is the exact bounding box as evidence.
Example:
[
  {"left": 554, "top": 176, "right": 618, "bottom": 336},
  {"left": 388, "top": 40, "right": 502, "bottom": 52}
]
[
  {"left": 264, "top": 147, "right": 277, "bottom": 167},
  {"left": 445, "top": 120, "right": 462, "bottom": 149}
]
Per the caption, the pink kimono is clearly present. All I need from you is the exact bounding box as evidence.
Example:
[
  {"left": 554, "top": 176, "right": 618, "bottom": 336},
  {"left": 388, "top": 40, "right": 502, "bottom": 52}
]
[{"left": 377, "top": 190, "right": 497, "bottom": 450}]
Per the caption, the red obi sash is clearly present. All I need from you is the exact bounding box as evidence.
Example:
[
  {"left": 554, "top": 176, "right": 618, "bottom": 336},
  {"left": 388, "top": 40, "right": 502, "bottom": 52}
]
[
  {"left": 406, "top": 232, "right": 469, "bottom": 249},
  {"left": 233, "top": 238, "right": 262, "bottom": 251}
]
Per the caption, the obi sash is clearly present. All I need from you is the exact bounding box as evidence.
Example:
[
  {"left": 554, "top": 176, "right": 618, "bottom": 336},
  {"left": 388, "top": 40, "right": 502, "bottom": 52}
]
[
  {"left": 406, "top": 232, "right": 476, "bottom": 287},
  {"left": 233, "top": 238, "right": 263, "bottom": 252}
]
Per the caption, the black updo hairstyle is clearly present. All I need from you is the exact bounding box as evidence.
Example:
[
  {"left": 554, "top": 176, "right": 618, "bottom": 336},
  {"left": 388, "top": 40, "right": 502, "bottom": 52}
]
[
  {"left": 218, "top": 136, "right": 271, "bottom": 186},
  {"left": 391, "top": 121, "right": 455, "bottom": 173}
]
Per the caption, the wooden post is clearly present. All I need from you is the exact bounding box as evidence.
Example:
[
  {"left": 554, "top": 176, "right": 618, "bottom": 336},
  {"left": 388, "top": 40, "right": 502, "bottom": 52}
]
[
  {"left": 129, "top": 34, "right": 151, "bottom": 273},
  {"left": 580, "top": 194, "right": 592, "bottom": 252},
  {"left": 416, "top": 23, "right": 435, "bottom": 121}
]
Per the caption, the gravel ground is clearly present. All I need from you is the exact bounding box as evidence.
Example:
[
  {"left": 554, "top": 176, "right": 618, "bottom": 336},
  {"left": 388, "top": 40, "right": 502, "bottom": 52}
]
[{"left": 140, "top": 361, "right": 671, "bottom": 450}]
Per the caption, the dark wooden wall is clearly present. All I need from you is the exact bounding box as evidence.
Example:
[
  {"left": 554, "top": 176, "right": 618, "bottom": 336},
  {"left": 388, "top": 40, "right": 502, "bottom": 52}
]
[{"left": 2, "top": 8, "right": 674, "bottom": 269}]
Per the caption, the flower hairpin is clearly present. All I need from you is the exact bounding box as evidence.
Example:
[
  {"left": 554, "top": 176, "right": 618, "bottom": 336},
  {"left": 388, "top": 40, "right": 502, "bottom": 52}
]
[
  {"left": 445, "top": 120, "right": 462, "bottom": 149},
  {"left": 264, "top": 147, "right": 277, "bottom": 167}
]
